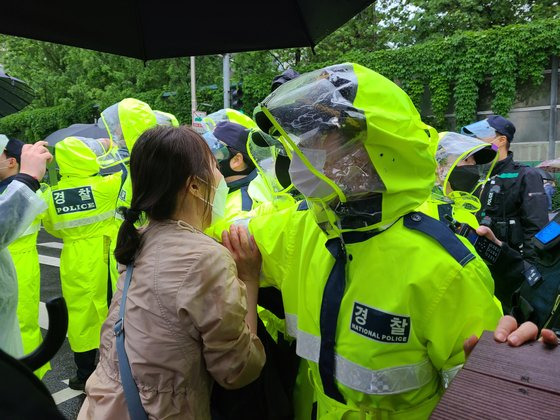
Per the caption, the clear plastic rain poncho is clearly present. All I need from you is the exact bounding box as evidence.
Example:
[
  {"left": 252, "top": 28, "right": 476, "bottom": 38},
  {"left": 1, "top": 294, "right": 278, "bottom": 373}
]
[
  {"left": 0, "top": 135, "right": 47, "bottom": 357},
  {"left": 435, "top": 132, "right": 498, "bottom": 212}
]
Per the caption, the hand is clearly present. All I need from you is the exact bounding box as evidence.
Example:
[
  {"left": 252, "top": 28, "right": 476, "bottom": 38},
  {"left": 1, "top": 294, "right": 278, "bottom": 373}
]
[
  {"left": 20, "top": 141, "right": 52, "bottom": 180},
  {"left": 494, "top": 315, "right": 558, "bottom": 347},
  {"left": 464, "top": 315, "right": 558, "bottom": 357},
  {"left": 476, "top": 225, "right": 502, "bottom": 247},
  {"left": 222, "top": 225, "right": 262, "bottom": 284}
]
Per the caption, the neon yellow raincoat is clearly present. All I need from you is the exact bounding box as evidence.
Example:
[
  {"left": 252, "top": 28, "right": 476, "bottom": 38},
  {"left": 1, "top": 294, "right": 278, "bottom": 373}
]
[
  {"left": 249, "top": 63, "right": 503, "bottom": 419},
  {"left": 43, "top": 137, "right": 122, "bottom": 353},
  {"left": 100, "top": 98, "right": 157, "bottom": 289}
]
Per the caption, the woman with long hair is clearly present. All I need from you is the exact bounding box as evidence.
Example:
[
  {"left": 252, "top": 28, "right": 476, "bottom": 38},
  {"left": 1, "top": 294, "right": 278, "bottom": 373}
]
[{"left": 78, "top": 125, "right": 265, "bottom": 419}]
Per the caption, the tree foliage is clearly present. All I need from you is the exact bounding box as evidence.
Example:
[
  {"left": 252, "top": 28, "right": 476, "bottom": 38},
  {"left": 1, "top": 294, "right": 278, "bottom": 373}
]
[{"left": 0, "top": 3, "right": 559, "bottom": 141}]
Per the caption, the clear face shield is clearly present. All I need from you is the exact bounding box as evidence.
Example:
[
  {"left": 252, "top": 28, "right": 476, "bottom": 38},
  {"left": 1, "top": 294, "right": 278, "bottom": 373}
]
[
  {"left": 202, "top": 131, "right": 230, "bottom": 161},
  {"left": 258, "top": 64, "right": 387, "bottom": 233},
  {"left": 247, "top": 129, "right": 295, "bottom": 200},
  {"left": 202, "top": 109, "right": 228, "bottom": 133},
  {"left": 154, "top": 111, "right": 172, "bottom": 126},
  {"left": 100, "top": 103, "right": 126, "bottom": 149},
  {"left": 435, "top": 132, "right": 498, "bottom": 212},
  {"left": 76, "top": 137, "right": 128, "bottom": 169}
]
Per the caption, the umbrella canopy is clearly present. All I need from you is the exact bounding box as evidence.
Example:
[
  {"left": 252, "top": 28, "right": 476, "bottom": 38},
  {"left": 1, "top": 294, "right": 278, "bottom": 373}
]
[
  {"left": 537, "top": 159, "right": 560, "bottom": 174},
  {"left": 0, "top": 0, "right": 372, "bottom": 61},
  {"left": 45, "top": 123, "right": 109, "bottom": 146},
  {"left": 0, "top": 69, "right": 34, "bottom": 117}
]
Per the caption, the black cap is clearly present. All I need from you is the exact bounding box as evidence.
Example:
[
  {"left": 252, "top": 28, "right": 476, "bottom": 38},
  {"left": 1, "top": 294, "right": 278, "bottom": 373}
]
[
  {"left": 487, "top": 115, "right": 516, "bottom": 142},
  {"left": 213, "top": 121, "right": 250, "bottom": 155},
  {"left": 4, "top": 137, "right": 25, "bottom": 164},
  {"left": 271, "top": 69, "right": 300, "bottom": 92}
]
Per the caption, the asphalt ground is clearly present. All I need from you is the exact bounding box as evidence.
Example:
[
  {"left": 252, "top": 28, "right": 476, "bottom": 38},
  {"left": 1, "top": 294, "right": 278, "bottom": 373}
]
[{"left": 36, "top": 229, "right": 86, "bottom": 419}]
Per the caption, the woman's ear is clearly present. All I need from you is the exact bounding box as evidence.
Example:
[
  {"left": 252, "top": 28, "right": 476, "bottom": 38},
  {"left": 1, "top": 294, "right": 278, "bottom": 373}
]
[{"left": 187, "top": 178, "right": 200, "bottom": 197}]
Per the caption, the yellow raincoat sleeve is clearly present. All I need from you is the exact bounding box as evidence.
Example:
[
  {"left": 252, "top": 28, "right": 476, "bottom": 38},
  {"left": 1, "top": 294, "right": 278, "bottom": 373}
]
[
  {"left": 420, "top": 244, "right": 502, "bottom": 386},
  {"left": 248, "top": 202, "right": 301, "bottom": 288}
]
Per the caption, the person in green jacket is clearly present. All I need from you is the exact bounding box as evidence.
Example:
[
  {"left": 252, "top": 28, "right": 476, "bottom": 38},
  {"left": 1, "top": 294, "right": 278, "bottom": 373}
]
[
  {"left": 237, "top": 63, "right": 504, "bottom": 419},
  {"left": 43, "top": 136, "right": 123, "bottom": 390},
  {"left": 0, "top": 137, "right": 51, "bottom": 378}
]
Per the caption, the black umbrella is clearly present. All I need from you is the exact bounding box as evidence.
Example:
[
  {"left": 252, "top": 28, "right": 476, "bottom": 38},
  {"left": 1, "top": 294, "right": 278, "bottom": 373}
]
[
  {"left": 0, "top": 0, "right": 372, "bottom": 61},
  {"left": 0, "top": 69, "right": 34, "bottom": 117},
  {"left": 45, "top": 123, "right": 109, "bottom": 146}
]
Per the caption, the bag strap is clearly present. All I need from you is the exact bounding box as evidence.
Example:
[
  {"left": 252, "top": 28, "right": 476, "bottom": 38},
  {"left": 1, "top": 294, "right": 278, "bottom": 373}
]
[{"left": 113, "top": 264, "right": 148, "bottom": 420}]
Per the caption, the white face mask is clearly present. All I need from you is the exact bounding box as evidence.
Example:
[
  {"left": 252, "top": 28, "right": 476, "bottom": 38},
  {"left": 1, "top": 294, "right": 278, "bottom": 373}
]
[
  {"left": 288, "top": 149, "right": 335, "bottom": 199},
  {"left": 210, "top": 178, "right": 229, "bottom": 224}
]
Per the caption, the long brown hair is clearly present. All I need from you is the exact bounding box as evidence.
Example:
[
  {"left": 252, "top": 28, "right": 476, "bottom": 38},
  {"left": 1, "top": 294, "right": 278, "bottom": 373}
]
[{"left": 115, "top": 125, "right": 214, "bottom": 265}]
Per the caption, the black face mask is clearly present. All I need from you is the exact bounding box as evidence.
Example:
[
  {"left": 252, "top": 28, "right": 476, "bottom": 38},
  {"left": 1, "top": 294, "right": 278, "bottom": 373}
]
[
  {"left": 448, "top": 165, "right": 481, "bottom": 193},
  {"left": 218, "top": 149, "right": 254, "bottom": 179}
]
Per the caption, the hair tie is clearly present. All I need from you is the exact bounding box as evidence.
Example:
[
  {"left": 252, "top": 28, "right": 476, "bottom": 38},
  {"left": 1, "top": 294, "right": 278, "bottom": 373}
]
[{"left": 119, "top": 206, "right": 141, "bottom": 224}]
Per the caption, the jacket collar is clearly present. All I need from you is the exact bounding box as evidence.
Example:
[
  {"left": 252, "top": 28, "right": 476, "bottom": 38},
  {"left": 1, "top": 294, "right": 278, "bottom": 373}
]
[
  {"left": 492, "top": 151, "right": 514, "bottom": 176},
  {"left": 0, "top": 175, "right": 17, "bottom": 194},
  {"left": 226, "top": 169, "right": 257, "bottom": 193}
]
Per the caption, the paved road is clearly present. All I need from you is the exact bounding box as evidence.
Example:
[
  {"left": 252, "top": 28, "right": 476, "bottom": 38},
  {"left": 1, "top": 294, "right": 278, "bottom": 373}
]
[{"left": 37, "top": 229, "right": 85, "bottom": 419}]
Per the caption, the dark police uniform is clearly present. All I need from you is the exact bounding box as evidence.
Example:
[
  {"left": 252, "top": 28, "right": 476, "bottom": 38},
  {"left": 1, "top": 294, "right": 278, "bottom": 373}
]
[{"left": 477, "top": 152, "right": 548, "bottom": 262}]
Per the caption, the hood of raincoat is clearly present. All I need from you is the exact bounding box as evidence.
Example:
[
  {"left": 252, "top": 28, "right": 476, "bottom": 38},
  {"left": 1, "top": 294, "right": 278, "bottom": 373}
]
[
  {"left": 202, "top": 108, "right": 256, "bottom": 133},
  {"left": 100, "top": 98, "right": 157, "bottom": 152},
  {"left": 55, "top": 136, "right": 100, "bottom": 177},
  {"left": 254, "top": 62, "right": 438, "bottom": 231},
  {"left": 436, "top": 131, "right": 498, "bottom": 195}
]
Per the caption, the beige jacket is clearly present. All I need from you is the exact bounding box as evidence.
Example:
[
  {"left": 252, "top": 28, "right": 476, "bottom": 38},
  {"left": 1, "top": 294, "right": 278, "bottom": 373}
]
[{"left": 78, "top": 220, "right": 265, "bottom": 419}]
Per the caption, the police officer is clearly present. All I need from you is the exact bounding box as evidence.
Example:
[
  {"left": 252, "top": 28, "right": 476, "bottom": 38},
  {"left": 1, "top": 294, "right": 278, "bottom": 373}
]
[
  {"left": 204, "top": 121, "right": 265, "bottom": 239},
  {"left": 0, "top": 137, "right": 51, "bottom": 378},
  {"left": 0, "top": 137, "right": 52, "bottom": 358},
  {"left": 419, "top": 131, "right": 499, "bottom": 230},
  {"left": 461, "top": 115, "right": 549, "bottom": 261},
  {"left": 42, "top": 137, "right": 122, "bottom": 390},
  {"left": 235, "top": 63, "right": 503, "bottom": 418},
  {"left": 99, "top": 98, "right": 157, "bottom": 289}
]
